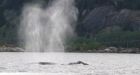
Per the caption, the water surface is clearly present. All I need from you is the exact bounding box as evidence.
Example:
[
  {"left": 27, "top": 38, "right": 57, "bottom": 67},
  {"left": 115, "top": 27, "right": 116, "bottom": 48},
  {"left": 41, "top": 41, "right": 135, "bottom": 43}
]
[{"left": 0, "top": 52, "right": 139, "bottom": 75}]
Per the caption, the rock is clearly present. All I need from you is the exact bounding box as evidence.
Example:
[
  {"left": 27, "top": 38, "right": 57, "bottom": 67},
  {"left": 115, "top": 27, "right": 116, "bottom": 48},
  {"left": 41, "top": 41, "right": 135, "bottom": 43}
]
[
  {"left": 127, "top": 49, "right": 134, "bottom": 53},
  {"left": 97, "top": 49, "right": 106, "bottom": 53},
  {"left": 68, "top": 61, "right": 89, "bottom": 65},
  {"left": 77, "top": 5, "right": 140, "bottom": 37},
  {"left": 109, "top": 47, "right": 118, "bottom": 52},
  {"left": 77, "top": 6, "right": 115, "bottom": 36},
  {"left": 135, "top": 48, "right": 140, "bottom": 53},
  {"left": 0, "top": 47, "right": 24, "bottom": 52},
  {"left": 14, "top": 47, "right": 25, "bottom": 52},
  {"left": 87, "top": 50, "right": 93, "bottom": 52},
  {"left": 118, "top": 48, "right": 140, "bottom": 53},
  {"left": 119, "top": 49, "right": 127, "bottom": 53},
  {"left": 104, "top": 48, "right": 111, "bottom": 52},
  {"left": 104, "top": 47, "right": 118, "bottom": 53},
  {"left": 96, "top": 47, "right": 140, "bottom": 53}
]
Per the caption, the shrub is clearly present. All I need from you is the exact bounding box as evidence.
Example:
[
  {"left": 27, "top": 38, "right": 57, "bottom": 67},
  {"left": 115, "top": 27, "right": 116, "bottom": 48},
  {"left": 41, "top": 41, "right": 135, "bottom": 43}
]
[{"left": 66, "top": 37, "right": 104, "bottom": 52}]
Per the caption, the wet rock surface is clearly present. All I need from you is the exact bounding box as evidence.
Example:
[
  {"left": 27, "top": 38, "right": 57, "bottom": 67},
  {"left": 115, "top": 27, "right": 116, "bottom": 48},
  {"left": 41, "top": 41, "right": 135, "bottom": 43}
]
[
  {"left": 0, "top": 47, "right": 24, "bottom": 52},
  {"left": 91, "top": 47, "right": 140, "bottom": 53},
  {"left": 0, "top": 46, "right": 140, "bottom": 53}
]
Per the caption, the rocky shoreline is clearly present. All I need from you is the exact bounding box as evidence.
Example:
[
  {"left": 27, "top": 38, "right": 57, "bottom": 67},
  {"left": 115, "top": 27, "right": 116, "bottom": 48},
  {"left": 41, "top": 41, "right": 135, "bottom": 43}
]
[
  {"left": 87, "top": 47, "right": 140, "bottom": 53},
  {"left": 0, "top": 47, "right": 24, "bottom": 52},
  {"left": 0, "top": 47, "right": 140, "bottom": 53}
]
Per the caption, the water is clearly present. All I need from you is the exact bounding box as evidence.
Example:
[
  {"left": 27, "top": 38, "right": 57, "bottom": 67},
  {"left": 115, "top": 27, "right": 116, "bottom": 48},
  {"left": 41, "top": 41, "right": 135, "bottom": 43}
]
[
  {"left": 0, "top": 52, "right": 140, "bottom": 74},
  {"left": 19, "top": 0, "right": 78, "bottom": 52}
]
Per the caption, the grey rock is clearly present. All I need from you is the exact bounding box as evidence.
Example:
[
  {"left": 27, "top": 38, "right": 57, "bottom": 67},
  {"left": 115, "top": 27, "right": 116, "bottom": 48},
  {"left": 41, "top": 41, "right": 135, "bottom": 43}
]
[
  {"left": 104, "top": 47, "right": 118, "bottom": 53},
  {"left": 0, "top": 47, "right": 24, "bottom": 52}
]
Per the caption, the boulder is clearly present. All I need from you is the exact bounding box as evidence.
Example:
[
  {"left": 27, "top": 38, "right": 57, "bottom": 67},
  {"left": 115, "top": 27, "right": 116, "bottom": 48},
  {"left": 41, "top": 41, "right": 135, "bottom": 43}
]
[{"left": 104, "top": 47, "right": 118, "bottom": 53}]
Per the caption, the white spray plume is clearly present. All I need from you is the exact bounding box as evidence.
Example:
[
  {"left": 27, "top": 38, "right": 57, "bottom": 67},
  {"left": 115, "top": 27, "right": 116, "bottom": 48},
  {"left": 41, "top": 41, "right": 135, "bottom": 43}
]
[{"left": 19, "top": 0, "right": 78, "bottom": 52}]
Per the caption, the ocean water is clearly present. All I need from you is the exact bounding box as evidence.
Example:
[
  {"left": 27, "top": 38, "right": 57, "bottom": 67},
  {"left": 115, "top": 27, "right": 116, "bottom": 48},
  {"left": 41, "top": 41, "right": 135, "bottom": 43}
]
[{"left": 0, "top": 52, "right": 140, "bottom": 75}]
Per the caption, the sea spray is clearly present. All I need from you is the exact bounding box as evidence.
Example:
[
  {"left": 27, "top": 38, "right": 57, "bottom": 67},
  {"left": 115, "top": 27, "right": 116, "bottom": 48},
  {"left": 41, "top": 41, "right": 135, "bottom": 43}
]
[
  {"left": 19, "top": 0, "right": 78, "bottom": 52},
  {"left": 20, "top": 4, "right": 42, "bottom": 52}
]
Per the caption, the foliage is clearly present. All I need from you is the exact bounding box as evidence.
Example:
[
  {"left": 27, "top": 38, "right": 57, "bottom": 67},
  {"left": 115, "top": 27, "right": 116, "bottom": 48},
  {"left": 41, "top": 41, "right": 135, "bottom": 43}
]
[
  {"left": 95, "top": 31, "right": 140, "bottom": 48},
  {"left": 66, "top": 37, "right": 104, "bottom": 52}
]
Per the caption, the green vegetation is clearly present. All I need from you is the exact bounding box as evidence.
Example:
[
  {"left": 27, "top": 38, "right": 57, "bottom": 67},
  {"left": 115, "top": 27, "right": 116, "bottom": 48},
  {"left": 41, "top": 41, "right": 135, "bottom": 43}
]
[
  {"left": 66, "top": 37, "right": 103, "bottom": 52},
  {"left": 66, "top": 31, "right": 140, "bottom": 52},
  {"left": 95, "top": 31, "right": 140, "bottom": 48}
]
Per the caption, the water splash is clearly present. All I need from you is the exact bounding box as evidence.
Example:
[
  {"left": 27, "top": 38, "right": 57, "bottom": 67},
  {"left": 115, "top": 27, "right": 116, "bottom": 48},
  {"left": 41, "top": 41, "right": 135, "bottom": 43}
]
[{"left": 19, "top": 0, "right": 78, "bottom": 52}]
